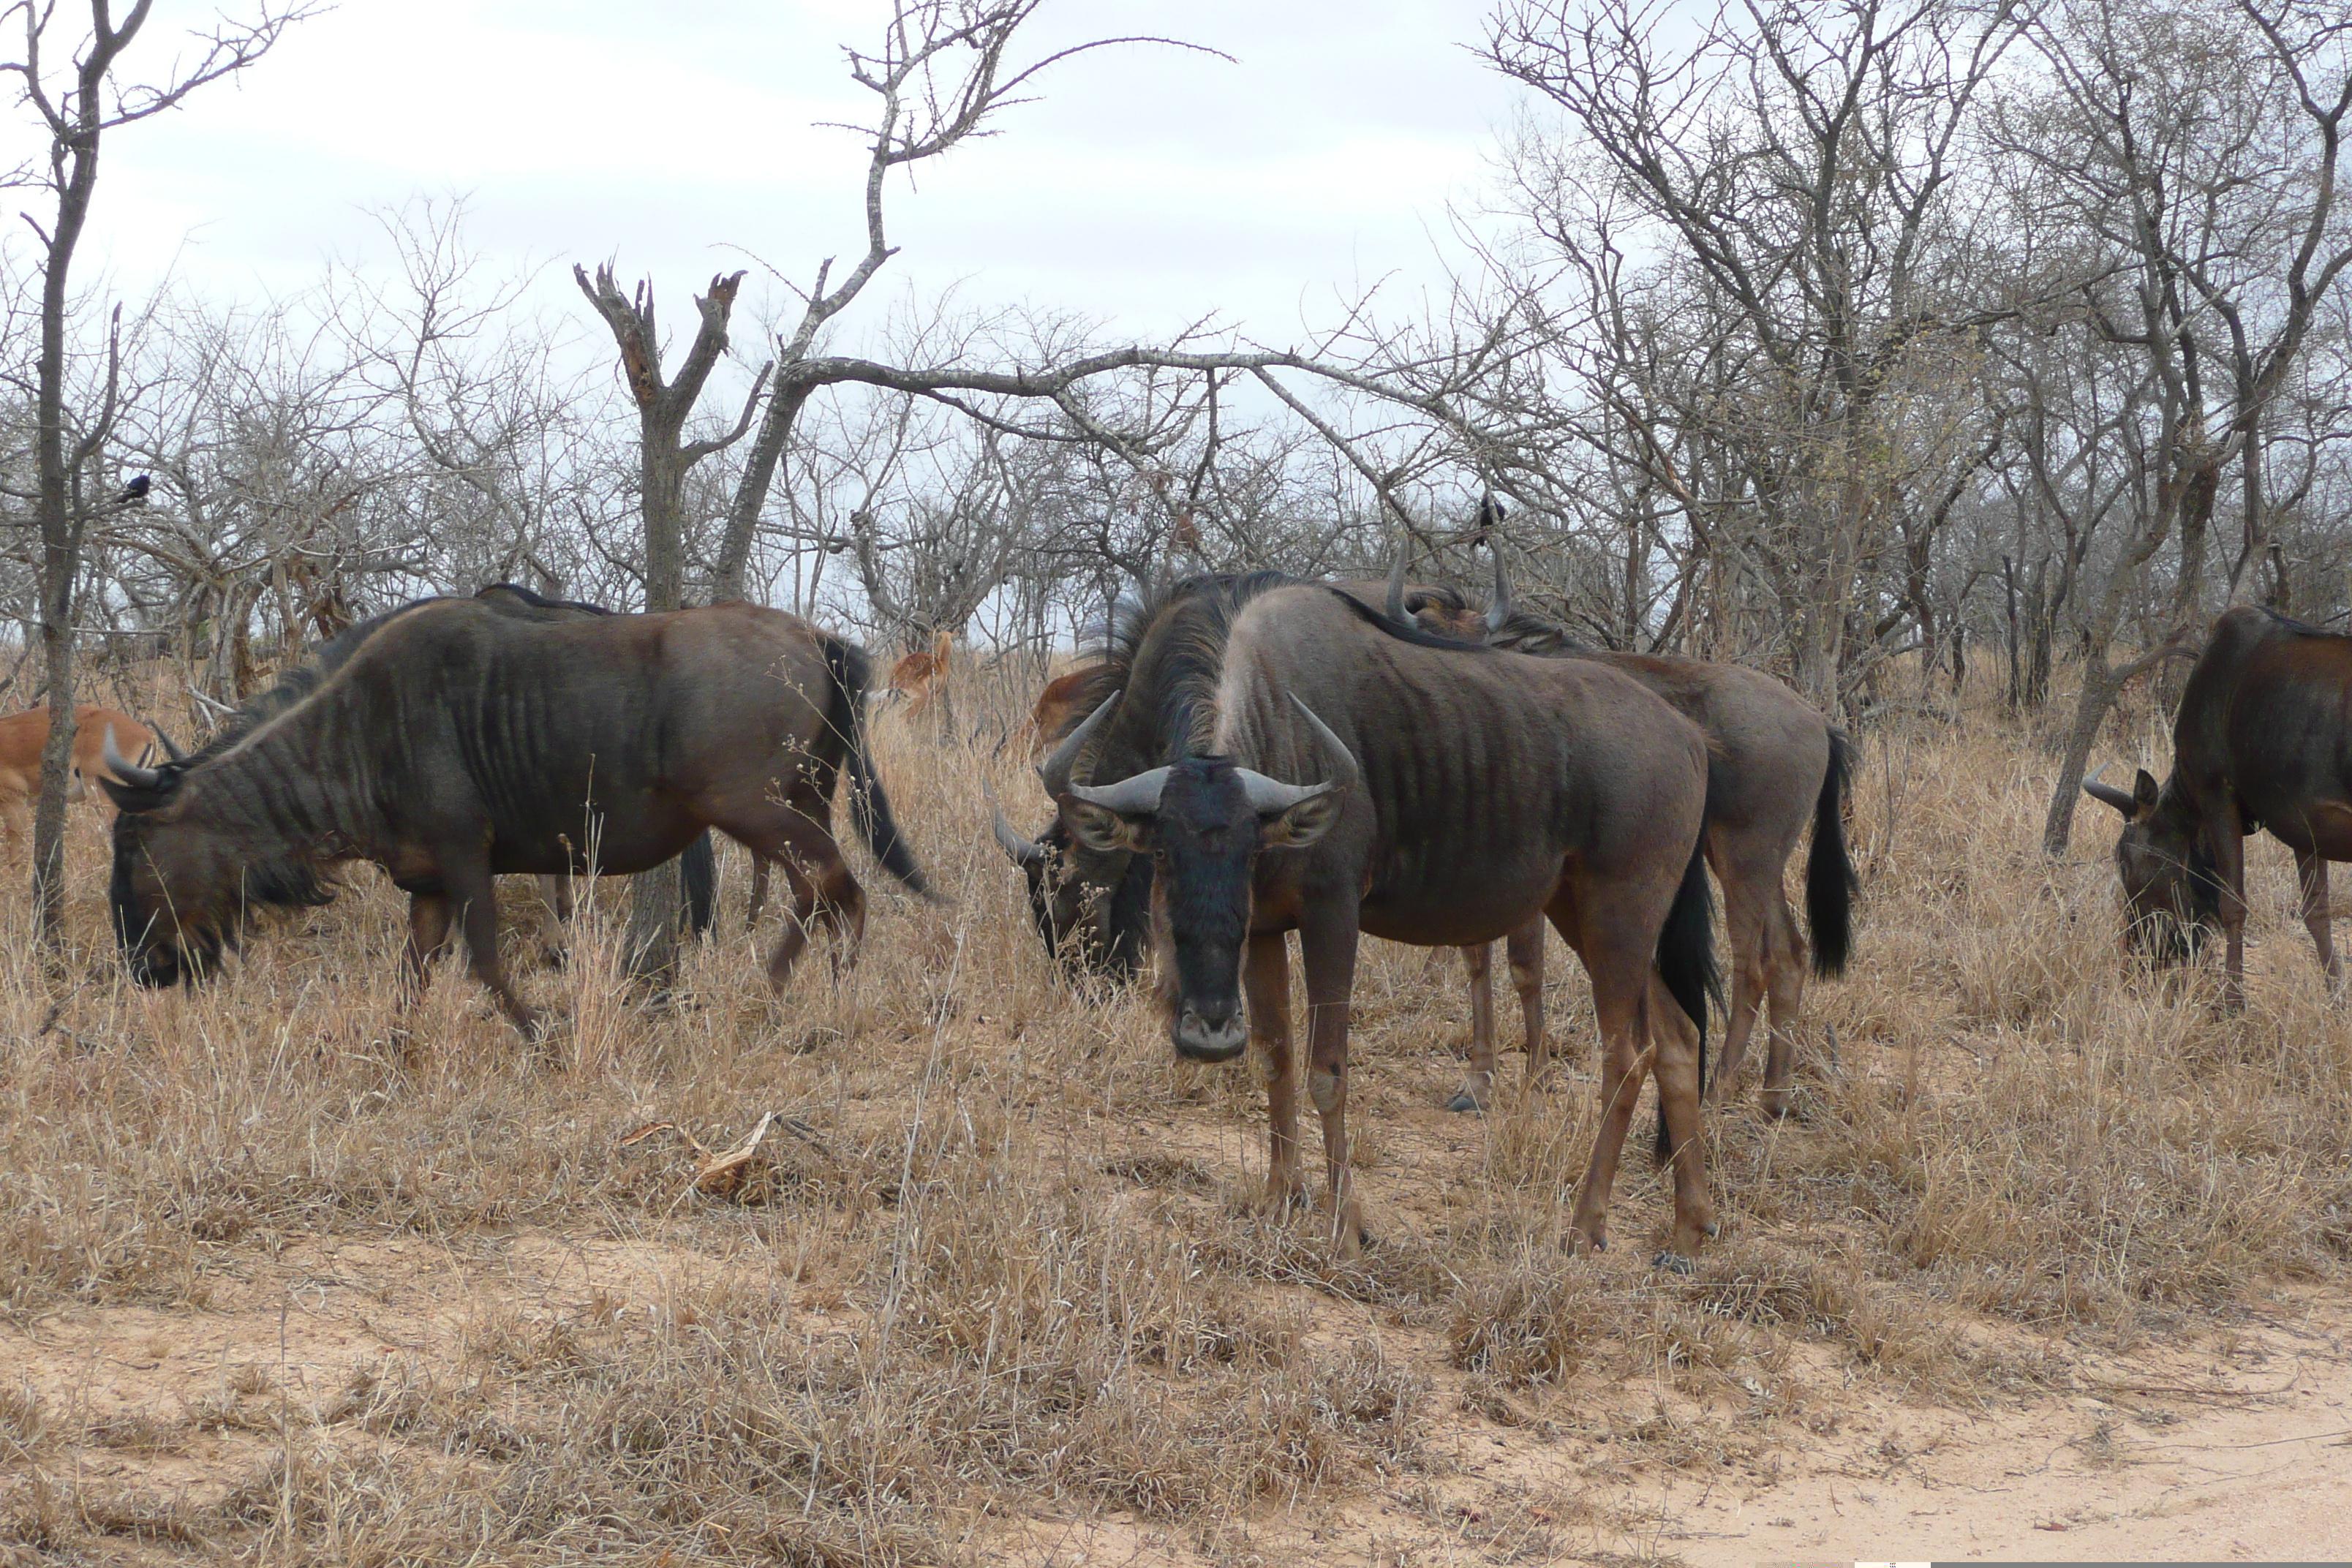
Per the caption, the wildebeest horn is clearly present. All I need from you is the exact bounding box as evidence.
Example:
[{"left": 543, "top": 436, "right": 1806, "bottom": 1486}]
[
  {"left": 1386, "top": 538, "right": 1409, "bottom": 622},
  {"left": 1232, "top": 693, "right": 1360, "bottom": 814},
  {"left": 154, "top": 728, "right": 187, "bottom": 765},
  {"left": 1038, "top": 692, "right": 1118, "bottom": 801},
  {"left": 1067, "top": 766, "right": 1173, "bottom": 818},
  {"left": 2083, "top": 764, "right": 2136, "bottom": 817},
  {"left": 983, "top": 781, "right": 1046, "bottom": 867},
  {"left": 104, "top": 725, "right": 162, "bottom": 790},
  {"left": 1485, "top": 539, "right": 1515, "bottom": 636}
]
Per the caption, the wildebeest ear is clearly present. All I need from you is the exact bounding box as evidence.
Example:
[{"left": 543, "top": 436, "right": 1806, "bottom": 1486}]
[
  {"left": 99, "top": 766, "right": 182, "bottom": 814},
  {"left": 2133, "top": 769, "right": 2161, "bottom": 813},
  {"left": 1063, "top": 797, "right": 1147, "bottom": 854},
  {"left": 1261, "top": 789, "right": 1343, "bottom": 850}
]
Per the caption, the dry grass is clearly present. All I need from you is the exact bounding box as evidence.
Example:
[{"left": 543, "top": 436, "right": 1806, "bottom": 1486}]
[{"left": 1, "top": 663, "right": 2348, "bottom": 1563}]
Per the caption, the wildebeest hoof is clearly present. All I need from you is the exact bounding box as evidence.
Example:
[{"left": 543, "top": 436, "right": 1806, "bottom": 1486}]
[
  {"left": 1443, "top": 1090, "right": 1486, "bottom": 1113},
  {"left": 1652, "top": 1251, "right": 1697, "bottom": 1275},
  {"left": 1703, "top": 1220, "right": 1722, "bottom": 1240}
]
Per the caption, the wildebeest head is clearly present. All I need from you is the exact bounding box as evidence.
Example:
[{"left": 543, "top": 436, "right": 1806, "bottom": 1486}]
[
  {"left": 1047, "top": 694, "right": 1353, "bottom": 1062},
  {"left": 987, "top": 786, "right": 1153, "bottom": 980},
  {"left": 101, "top": 728, "right": 331, "bottom": 987},
  {"left": 2084, "top": 766, "right": 2220, "bottom": 962}
]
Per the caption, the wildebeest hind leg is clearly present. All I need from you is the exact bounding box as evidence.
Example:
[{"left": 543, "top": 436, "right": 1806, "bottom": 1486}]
[
  {"left": 1648, "top": 972, "right": 1717, "bottom": 1259},
  {"left": 1561, "top": 911, "right": 1654, "bottom": 1258},
  {"left": 1706, "top": 877, "right": 1773, "bottom": 1109},
  {"left": 1757, "top": 892, "right": 1809, "bottom": 1116},
  {"left": 1508, "top": 919, "right": 1546, "bottom": 1080},
  {"left": 2295, "top": 848, "right": 2341, "bottom": 984},
  {"left": 722, "top": 804, "right": 867, "bottom": 986},
  {"left": 1448, "top": 942, "right": 1495, "bottom": 1112}
]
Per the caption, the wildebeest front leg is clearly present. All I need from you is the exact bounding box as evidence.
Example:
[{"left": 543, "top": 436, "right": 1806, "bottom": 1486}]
[
  {"left": 2295, "top": 848, "right": 2341, "bottom": 984},
  {"left": 1299, "top": 914, "right": 1366, "bottom": 1256},
  {"left": 746, "top": 854, "right": 771, "bottom": 928},
  {"left": 445, "top": 862, "right": 539, "bottom": 1035},
  {"left": 1448, "top": 941, "right": 1496, "bottom": 1112},
  {"left": 402, "top": 892, "right": 453, "bottom": 1005},
  {"left": 532, "top": 874, "right": 571, "bottom": 965},
  {"left": 1243, "top": 930, "right": 1305, "bottom": 1210},
  {"left": 2207, "top": 798, "right": 2250, "bottom": 1006}
]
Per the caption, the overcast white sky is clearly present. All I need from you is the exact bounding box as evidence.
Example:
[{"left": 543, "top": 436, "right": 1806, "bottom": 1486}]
[{"left": 5, "top": 1, "right": 1531, "bottom": 358}]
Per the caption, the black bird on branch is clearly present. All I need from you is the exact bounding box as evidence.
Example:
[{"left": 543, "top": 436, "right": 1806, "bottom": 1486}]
[{"left": 114, "top": 474, "right": 150, "bottom": 506}]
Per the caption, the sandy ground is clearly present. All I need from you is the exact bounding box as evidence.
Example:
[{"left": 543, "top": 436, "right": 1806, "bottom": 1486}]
[{"left": 10, "top": 1218, "right": 2348, "bottom": 1565}]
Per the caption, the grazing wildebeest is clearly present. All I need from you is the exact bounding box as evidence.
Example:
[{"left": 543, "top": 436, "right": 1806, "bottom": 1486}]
[
  {"left": 1375, "top": 537, "right": 1856, "bottom": 1118},
  {"left": 1033, "top": 574, "right": 1721, "bottom": 1262},
  {"left": 472, "top": 584, "right": 717, "bottom": 946},
  {"left": 2083, "top": 606, "right": 2352, "bottom": 1000},
  {"left": 103, "top": 600, "right": 928, "bottom": 1030},
  {"left": 0, "top": 703, "right": 160, "bottom": 858}
]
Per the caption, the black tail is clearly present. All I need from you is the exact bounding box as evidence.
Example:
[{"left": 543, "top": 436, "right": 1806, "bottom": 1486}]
[
  {"left": 822, "top": 638, "right": 932, "bottom": 897},
  {"left": 1806, "top": 729, "right": 1860, "bottom": 979},
  {"left": 1654, "top": 834, "right": 1721, "bottom": 1164},
  {"left": 680, "top": 831, "right": 717, "bottom": 938}
]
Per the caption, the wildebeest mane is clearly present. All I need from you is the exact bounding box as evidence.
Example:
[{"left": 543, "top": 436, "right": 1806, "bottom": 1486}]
[
  {"left": 191, "top": 598, "right": 448, "bottom": 765},
  {"left": 1089, "top": 572, "right": 1303, "bottom": 756},
  {"left": 475, "top": 582, "right": 616, "bottom": 617}
]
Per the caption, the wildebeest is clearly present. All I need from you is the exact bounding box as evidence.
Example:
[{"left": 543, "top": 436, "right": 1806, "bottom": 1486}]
[
  {"left": 472, "top": 584, "right": 717, "bottom": 946},
  {"left": 1031, "top": 573, "right": 1721, "bottom": 1262},
  {"left": 1377, "top": 538, "right": 1855, "bottom": 1118},
  {"left": 2084, "top": 606, "right": 2352, "bottom": 1000},
  {"left": 0, "top": 703, "right": 160, "bottom": 858},
  {"left": 103, "top": 599, "right": 928, "bottom": 1030}
]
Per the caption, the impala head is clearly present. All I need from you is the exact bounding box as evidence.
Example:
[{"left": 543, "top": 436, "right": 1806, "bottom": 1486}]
[
  {"left": 2084, "top": 766, "right": 2218, "bottom": 962},
  {"left": 1048, "top": 694, "right": 1354, "bottom": 1062}
]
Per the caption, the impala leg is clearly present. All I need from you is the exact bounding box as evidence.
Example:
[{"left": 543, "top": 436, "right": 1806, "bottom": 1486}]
[
  {"left": 1448, "top": 941, "right": 1496, "bottom": 1112},
  {"left": 1244, "top": 930, "right": 1305, "bottom": 1210},
  {"left": 1299, "top": 913, "right": 1365, "bottom": 1256},
  {"left": 2296, "top": 848, "right": 2341, "bottom": 984},
  {"left": 1508, "top": 918, "right": 1546, "bottom": 1079}
]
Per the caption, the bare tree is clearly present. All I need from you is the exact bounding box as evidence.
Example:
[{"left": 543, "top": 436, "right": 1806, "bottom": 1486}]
[{"left": 0, "top": 0, "right": 314, "bottom": 943}]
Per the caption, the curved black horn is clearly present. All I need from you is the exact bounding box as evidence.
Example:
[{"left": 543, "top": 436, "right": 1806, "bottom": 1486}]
[
  {"left": 1485, "top": 539, "right": 1515, "bottom": 636},
  {"left": 103, "top": 725, "right": 162, "bottom": 790},
  {"left": 1038, "top": 692, "right": 1118, "bottom": 801},
  {"left": 2084, "top": 780, "right": 2136, "bottom": 816},
  {"left": 154, "top": 728, "right": 187, "bottom": 765},
  {"left": 1289, "top": 693, "right": 1360, "bottom": 794},
  {"left": 1385, "top": 538, "right": 1409, "bottom": 622},
  {"left": 982, "top": 782, "right": 1047, "bottom": 868}
]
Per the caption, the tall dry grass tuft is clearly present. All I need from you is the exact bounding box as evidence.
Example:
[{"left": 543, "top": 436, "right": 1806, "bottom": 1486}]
[{"left": 0, "top": 661, "right": 2346, "bottom": 1560}]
